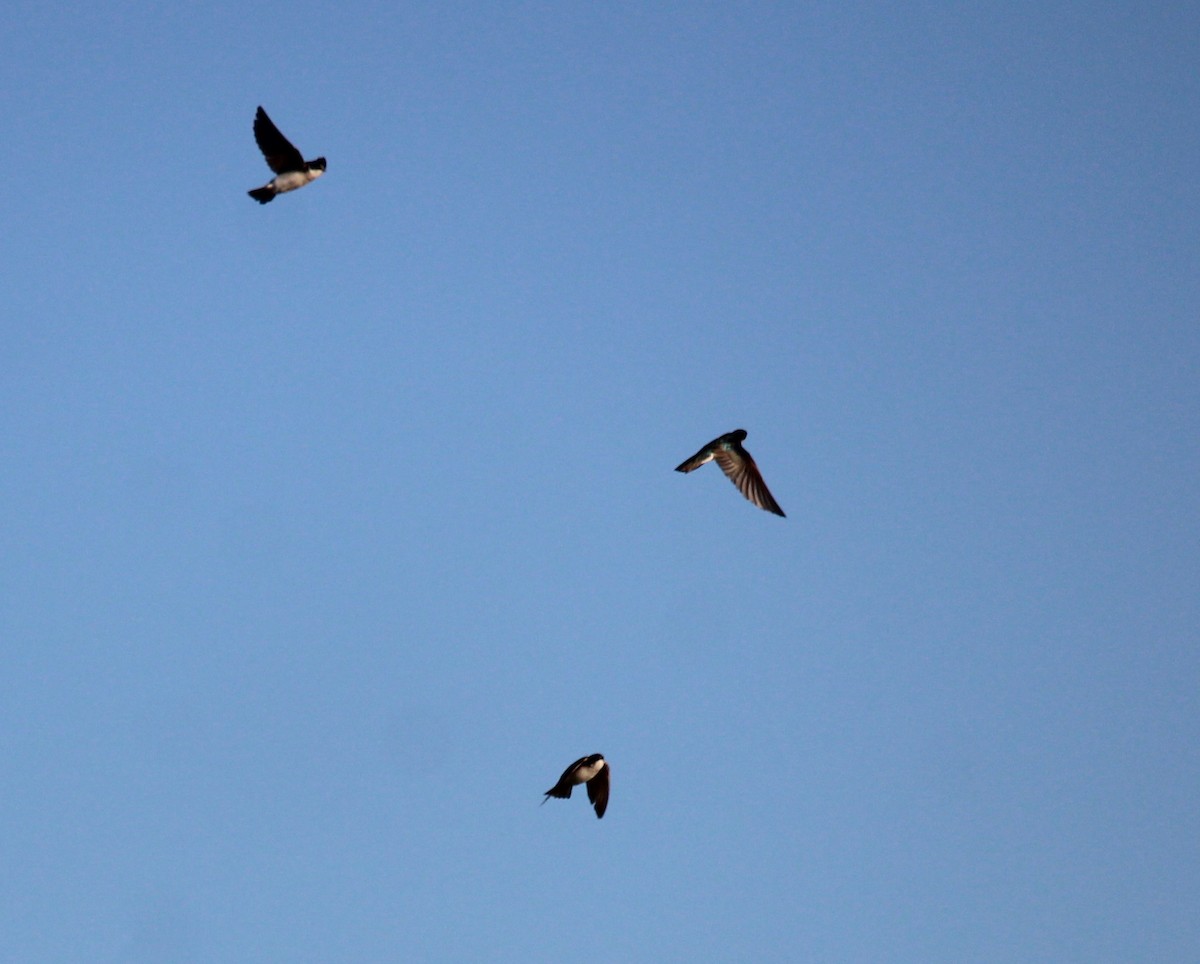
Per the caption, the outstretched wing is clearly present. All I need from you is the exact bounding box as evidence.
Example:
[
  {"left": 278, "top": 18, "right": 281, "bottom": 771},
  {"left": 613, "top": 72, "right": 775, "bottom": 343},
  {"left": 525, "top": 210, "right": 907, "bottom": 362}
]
[
  {"left": 713, "top": 447, "right": 785, "bottom": 517},
  {"left": 254, "top": 106, "right": 305, "bottom": 174}
]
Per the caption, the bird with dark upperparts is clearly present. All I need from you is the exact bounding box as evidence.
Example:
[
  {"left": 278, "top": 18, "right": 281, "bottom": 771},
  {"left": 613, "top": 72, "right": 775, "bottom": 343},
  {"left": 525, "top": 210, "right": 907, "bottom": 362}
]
[
  {"left": 675, "top": 429, "right": 786, "bottom": 517},
  {"left": 542, "top": 754, "right": 609, "bottom": 819},
  {"left": 247, "top": 106, "right": 326, "bottom": 204}
]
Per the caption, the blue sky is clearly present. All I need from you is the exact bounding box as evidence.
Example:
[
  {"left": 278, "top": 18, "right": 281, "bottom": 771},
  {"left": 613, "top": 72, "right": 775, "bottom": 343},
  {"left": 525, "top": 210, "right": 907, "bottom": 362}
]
[{"left": 2, "top": 2, "right": 1198, "bottom": 961}]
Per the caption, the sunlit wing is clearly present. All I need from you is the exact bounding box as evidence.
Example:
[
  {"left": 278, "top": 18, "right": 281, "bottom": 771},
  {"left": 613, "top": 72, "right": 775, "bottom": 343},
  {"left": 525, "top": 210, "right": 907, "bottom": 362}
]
[{"left": 713, "top": 448, "right": 785, "bottom": 517}]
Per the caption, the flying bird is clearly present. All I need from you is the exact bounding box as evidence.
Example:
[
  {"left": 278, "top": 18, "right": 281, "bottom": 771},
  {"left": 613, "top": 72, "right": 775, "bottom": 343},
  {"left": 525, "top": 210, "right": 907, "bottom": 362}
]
[
  {"left": 247, "top": 106, "right": 326, "bottom": 204},
  {"left": 543, "top": 754, "right": 609, "bottom": 819},
  {"left": 675, "top": 429, "right": 785, "bottom": 517}
]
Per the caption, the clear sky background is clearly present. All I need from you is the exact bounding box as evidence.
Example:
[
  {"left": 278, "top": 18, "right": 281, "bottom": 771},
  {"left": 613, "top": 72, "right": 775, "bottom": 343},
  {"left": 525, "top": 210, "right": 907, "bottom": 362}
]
[{"left": 2, "top": 2, "right": 1198, "bottom": 961}]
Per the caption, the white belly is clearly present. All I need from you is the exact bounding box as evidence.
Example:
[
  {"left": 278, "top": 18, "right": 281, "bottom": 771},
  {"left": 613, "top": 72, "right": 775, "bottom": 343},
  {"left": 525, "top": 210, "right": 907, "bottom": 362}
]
[{"left": 272, "top": 170, "right": 316, "bottom": 193}]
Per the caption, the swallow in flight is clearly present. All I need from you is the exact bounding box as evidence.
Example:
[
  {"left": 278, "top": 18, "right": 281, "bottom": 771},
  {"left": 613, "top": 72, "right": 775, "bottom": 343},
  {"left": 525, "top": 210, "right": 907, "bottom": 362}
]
[
  {"left": 247, "top": 106, "right": 326, "bottom": 203},
  {"left": 675, "top": 429, "right": 785, "bottom": 517},
  {"left": 543, "top": 753, "right": 609, "bottom": 819}
]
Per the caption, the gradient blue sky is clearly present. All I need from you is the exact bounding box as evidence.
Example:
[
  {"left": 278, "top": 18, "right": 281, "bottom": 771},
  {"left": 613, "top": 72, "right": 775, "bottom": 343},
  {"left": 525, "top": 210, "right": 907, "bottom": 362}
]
[{"left": 3, "top": 2, "right": 1198, "bottom": 961}]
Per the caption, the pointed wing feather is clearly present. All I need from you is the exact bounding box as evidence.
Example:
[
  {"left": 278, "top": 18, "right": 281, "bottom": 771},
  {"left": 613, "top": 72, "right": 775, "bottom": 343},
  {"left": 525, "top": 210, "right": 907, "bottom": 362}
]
[
  {"left": 254, "top": 107, "right": 305, "bottom": 174},
  {"left": 586, "top": 765, "right": 609, "bottom": 819},
  {"left": 713, "top": 448, "right": 786, "bottom": 517}
]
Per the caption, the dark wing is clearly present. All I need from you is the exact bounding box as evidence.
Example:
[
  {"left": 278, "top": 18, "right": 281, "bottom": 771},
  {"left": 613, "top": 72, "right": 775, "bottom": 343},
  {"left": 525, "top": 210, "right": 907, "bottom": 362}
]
[
  {"left": 585, "top": 765, "right": 609, "bottom": 819},
  {"left": 254, "top": 106, "right": 305, "bottom": 174},
  {"left": 544, "top": 756, "right": 586, "bottom": 799},
  {"left": 713, "top": 446, "right": 786, "bottom": 517},
  {"left": 675, "top": 441, "right": 717, "bottom": 473}
]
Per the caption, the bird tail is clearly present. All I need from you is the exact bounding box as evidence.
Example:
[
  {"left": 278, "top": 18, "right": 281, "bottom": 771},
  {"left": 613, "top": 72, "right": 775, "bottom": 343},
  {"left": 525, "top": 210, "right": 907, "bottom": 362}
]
[
  {"left": 675, "top": 450, "right": 712, "bottom": 473},
  {"left": 248, "top": 186, "right": 275, "bottom": 204}
]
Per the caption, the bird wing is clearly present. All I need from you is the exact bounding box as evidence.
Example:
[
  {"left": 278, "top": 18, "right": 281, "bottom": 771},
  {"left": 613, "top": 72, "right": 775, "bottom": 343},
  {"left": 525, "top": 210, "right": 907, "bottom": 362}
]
[
  {"left": 545, "top": 757, "right": 586, "bottom": 799},
  {"left": 586, "top": 765, "right": 609, "bottom": 819},
  {"left": 254, "top": 107, "right": 306, "bottom": 174},
  {"left": 713, "top": 447, "right": 786, "bottom": 517}
]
